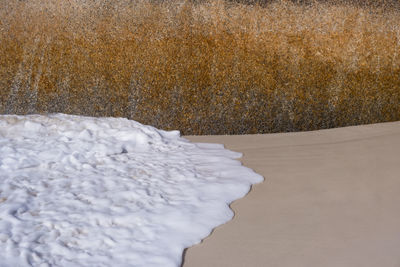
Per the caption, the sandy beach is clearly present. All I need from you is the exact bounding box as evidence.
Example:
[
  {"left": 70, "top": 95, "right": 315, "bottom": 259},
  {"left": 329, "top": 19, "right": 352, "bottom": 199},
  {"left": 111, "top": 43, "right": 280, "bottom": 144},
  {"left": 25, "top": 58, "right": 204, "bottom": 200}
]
[{"left": 184, "top": 122, "right": 400, "bottom": 267}]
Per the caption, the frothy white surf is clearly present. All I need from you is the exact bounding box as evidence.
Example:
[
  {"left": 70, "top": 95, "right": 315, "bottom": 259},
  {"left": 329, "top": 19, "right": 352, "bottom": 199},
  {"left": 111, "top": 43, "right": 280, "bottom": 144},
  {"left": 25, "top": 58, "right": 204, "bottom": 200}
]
[{"left": 0, "top": 114, "right": 262, "bottom": 267}]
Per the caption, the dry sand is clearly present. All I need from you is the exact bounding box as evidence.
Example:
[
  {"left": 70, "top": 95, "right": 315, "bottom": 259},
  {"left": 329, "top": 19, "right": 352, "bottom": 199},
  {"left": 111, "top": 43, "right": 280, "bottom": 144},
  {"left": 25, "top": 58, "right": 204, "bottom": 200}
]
[{"left": 184, "top": 122, "right": 400, "bottom": 267}]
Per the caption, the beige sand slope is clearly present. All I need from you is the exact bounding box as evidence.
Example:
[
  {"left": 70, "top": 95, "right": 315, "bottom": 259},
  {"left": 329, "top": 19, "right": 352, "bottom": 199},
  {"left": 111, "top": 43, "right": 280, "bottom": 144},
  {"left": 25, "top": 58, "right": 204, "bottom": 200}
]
[{"left": 184, "top": 122, "right": 400, "bottom": 267}]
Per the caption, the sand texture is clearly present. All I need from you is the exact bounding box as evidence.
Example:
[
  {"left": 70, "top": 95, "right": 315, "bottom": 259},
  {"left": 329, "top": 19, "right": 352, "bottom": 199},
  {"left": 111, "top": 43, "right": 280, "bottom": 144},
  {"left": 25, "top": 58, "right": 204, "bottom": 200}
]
[{"left": 184, "top": 121, "right": 400, "bottom": 267}]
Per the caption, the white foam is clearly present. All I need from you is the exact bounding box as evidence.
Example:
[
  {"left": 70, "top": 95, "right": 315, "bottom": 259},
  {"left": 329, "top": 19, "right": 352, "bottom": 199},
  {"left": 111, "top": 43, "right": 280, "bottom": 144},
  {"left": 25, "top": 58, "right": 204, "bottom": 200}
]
[{"left": 0, "top": 114, "right": 263, "bottom": 267}]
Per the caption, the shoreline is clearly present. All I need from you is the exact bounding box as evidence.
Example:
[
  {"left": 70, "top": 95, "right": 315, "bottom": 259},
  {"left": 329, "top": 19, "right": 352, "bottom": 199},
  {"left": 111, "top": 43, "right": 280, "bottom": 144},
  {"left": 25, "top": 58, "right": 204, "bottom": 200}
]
[{"left": 184, "top": 121, "right": 400, "bottom": 267}]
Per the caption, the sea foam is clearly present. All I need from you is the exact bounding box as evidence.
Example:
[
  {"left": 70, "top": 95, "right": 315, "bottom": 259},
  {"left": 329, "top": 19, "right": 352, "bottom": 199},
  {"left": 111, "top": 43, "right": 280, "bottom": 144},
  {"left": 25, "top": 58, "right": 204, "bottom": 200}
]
[{"left": 0, "top": 114, "right": 262, "bottom": 266}]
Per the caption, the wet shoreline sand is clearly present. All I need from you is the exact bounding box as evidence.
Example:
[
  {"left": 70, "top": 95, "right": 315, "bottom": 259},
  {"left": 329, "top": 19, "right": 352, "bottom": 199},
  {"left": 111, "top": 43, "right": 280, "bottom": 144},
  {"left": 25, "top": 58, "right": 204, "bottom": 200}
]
[{"left": 184, "top": 121, "right": 400, "bottom": 267}]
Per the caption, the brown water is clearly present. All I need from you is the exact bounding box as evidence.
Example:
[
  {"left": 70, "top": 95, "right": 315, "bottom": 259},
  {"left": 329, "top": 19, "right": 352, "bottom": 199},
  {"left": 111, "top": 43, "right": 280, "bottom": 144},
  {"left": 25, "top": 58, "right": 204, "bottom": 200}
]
[{"left": 1, "top": 0, "right": 399, "bottom": 134}]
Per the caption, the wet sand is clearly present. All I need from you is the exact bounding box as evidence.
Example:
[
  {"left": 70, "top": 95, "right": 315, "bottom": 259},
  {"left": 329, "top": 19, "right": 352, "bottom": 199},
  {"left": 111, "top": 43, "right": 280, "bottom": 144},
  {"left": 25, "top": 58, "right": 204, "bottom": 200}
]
[{"left": 184, "top": 122, "right": 400, "bottom": 267}]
